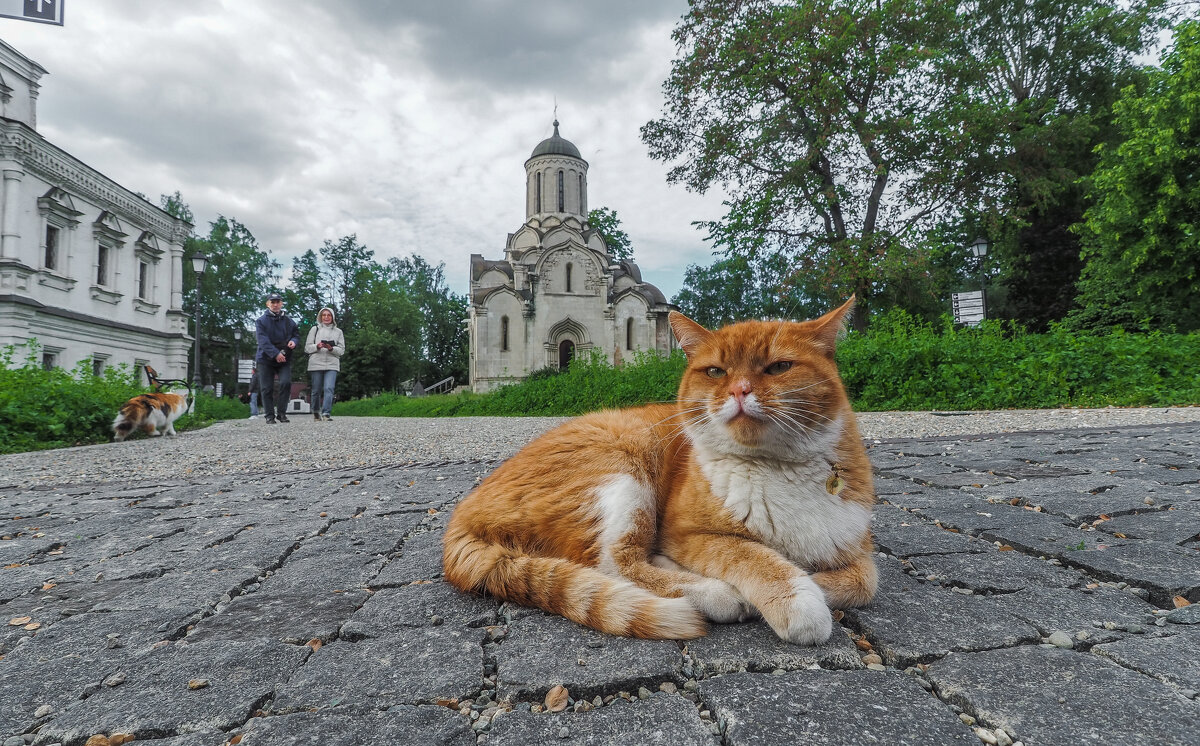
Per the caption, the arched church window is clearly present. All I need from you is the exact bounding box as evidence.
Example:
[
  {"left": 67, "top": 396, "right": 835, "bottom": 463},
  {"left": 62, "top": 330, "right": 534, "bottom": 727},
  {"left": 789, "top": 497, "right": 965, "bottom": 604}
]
[
  {"left": 500, "top": 316, "right": 510, "bottom": 352},
  {"left": 565, "top": 263, "right": 573, "bottom": 293},
  {"left": 535, "top": 173, "right": 542, "bottom": 213},
  {"left": 626, "top": 318, "right": 634, "bottom": 350},
  {"left": 578, "top": 173, "right": 585, "bottom": 213},
  {"left": 557, "top": 170, "right": 565, "bottom": 212}
]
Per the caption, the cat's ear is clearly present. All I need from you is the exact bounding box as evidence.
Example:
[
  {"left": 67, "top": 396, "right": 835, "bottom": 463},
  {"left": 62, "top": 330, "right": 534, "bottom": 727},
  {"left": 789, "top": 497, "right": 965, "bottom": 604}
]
[
  {"left": 808, "top": 296, "right": 856, "bottom": 357},
  {"left": 668, "top": 312, "right": 713, "bottom": 357}
]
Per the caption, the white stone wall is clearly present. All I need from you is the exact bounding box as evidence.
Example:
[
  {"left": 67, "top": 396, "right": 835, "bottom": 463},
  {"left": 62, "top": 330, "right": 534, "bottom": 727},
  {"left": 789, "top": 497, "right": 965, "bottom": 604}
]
[{"left": 0, "top": 41, "right": 192, "bottom": 380}]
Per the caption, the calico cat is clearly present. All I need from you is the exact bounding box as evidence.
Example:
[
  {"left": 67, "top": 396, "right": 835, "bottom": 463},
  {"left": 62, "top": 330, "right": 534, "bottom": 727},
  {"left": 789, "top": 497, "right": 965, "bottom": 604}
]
[
  {"left": 443, "top": 298, "right": 876, "bottom": 644},
  {"left": 112, "top": 390, "right": 194, "bottom": 441}
]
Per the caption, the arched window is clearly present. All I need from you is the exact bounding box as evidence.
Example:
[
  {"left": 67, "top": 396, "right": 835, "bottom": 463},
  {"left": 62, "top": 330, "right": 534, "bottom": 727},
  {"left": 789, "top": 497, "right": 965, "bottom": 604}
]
[
  {"left": 535, "top": 173, "right": 542, "bottom": 213},
  {"left": 578, "top": 173, "right": 584, "bottom": 213},
  {"left": 557, "top": 170, "right": 565, "bottom": 212},
  {"left": 565, "top": 262, "right": 573, "bottom": 293},
  {"left": 500, "top": 315, "right": 510, "bottom": 352},
  {"left": 626, "top": 318, "right": 634, "bottom": 350}
]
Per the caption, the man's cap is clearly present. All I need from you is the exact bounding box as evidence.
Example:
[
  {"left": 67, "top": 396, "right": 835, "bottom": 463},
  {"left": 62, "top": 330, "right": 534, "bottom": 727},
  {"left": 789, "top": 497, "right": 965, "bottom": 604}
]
[{"left": 267, "top": 293, "right": 283, "bottom": 301}]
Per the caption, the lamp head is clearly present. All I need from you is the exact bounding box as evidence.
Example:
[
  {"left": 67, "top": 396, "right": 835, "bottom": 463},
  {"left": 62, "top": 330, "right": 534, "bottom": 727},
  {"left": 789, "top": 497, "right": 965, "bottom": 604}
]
[{"left": 191, "top": 251, "right": 209, "bottom": 274}]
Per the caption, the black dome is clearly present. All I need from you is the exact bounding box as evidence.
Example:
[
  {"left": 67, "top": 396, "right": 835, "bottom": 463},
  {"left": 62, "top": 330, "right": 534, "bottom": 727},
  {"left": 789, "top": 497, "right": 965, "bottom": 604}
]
[{"left": 530, "top": 120, "right": 582, "bottom": 159}]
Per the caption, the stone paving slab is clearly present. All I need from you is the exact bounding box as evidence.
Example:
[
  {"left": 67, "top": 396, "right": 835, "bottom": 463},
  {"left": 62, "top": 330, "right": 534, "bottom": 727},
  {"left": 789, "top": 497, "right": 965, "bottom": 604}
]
[{"left": 0, "top": 423, "right": 1198, "bottom": 745}]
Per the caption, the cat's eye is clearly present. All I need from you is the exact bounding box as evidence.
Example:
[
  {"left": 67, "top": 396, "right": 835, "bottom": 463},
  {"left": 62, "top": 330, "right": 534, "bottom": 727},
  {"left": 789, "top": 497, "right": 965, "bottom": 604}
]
[
  {"left": 705, "top": 366, "right": 726, "bottom": 379},
  {"left": 765, "top": 361, "right": 793, "bottom": 375}
]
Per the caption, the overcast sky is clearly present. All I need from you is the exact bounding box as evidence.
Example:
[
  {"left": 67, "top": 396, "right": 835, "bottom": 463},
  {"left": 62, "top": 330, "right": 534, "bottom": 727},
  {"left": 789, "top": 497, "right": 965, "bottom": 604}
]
[{"left": 2, "top": 0, "right": 728, "bottom": 299}]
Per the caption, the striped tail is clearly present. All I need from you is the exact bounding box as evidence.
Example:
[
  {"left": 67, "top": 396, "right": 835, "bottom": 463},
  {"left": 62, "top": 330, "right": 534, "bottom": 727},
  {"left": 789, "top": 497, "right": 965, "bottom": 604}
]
[{"left": 442, "top": 525, "right": 706, "bottom": 639}]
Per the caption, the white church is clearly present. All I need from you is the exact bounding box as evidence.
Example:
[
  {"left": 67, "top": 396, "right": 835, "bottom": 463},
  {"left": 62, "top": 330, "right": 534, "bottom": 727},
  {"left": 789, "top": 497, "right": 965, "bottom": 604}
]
[
  {"left": 0, "top": 40, "right": 193, "bottom": 380},
  {"left": 467, "top": 121, "right": 677, "bottom": 392}
]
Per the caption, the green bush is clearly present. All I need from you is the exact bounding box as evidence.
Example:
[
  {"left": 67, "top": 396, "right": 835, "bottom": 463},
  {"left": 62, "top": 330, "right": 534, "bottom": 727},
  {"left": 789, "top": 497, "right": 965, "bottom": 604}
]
[
  {"left": 0, "top": 343, "right": 249, "bottom": 454},
  {"left": 837, "top": 310, "right": 1200, "bottom": 410}
]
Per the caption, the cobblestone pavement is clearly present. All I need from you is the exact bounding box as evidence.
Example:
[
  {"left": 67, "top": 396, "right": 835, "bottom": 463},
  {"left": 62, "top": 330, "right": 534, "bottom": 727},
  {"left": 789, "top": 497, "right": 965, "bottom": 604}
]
[{"left": 1, "top": 421, "right": 1198, "bottom": 745}]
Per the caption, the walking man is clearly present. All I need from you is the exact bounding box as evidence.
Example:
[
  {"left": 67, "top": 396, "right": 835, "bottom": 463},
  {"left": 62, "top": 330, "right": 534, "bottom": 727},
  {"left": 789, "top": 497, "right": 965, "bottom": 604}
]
[{"left": 255, "top": 293, "right": 299, "bottom": 424}]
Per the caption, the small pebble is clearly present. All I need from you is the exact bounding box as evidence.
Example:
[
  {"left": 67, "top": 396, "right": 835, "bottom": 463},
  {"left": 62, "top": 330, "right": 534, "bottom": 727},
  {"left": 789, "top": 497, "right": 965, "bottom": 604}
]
[
  {"left": 34, "top": 705, "right": 51, "bottom": 718},
  {"left": 658, "top": 682, "right": 678, "bottom": 694},
  {"left": 1048, "top": 631, "right": 1073, "bottom": 649},
  {"left": 5, "top": 737, "right": 26, "bottom": 746},
  {"left": 683, "top": 680, "right": 699, "bottom": 693},
  {"left": 861, "top": 653, "right": 882, "bottom": 666},
  {"left": 959, "top": 713, "right": 976, "bottom": 726},
  {"left": 558, "top": 727, "right": 570, "bottom": 739},
  {"left": 974, "top": 727, "right": 998, "bottom": 745},
  {"left": 188, "top": 679, "right": 209, "bottom": 690},
  {"left": 866, "top": 663, "right": 886, "bottom": 671},
  {"left": 637, "top": 686, "right": 653, "bottom": 700},
  {"left": 103, "top": 672, "right": 126, "bottom": 687},
  {"left": 995, "top": 730, "right": 1014, "bottom": 746}
]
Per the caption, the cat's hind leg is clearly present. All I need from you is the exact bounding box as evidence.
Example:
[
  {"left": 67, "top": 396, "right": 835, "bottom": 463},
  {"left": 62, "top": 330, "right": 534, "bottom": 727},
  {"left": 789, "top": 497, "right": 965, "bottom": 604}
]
[{"left": 142, "top": 423, "right": 160, "bottom": 437}]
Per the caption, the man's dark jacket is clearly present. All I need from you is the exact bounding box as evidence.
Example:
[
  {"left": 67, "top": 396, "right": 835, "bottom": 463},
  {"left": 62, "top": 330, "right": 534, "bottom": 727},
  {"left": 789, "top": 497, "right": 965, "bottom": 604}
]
[{"left": 255, "top": 311, "right": 300, "bottom": 363}]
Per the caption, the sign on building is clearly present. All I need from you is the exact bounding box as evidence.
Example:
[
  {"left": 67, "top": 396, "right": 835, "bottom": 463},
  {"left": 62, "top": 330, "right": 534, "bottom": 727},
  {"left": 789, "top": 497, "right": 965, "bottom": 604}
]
[
  {"left": 952, "top": 290, "right": 986, "bottom": 327},
  {"left": 238, "top": 358, "right": 255, "bottom": 384},
  {"left": 0, "top": 0, "right": 63, "bottom": 26}
]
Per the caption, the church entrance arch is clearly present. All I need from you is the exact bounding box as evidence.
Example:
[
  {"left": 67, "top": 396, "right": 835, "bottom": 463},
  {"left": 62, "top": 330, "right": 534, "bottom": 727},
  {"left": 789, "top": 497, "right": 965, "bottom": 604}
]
[{"left": 559, "top": 339, "right": 575, "bottom": 370}]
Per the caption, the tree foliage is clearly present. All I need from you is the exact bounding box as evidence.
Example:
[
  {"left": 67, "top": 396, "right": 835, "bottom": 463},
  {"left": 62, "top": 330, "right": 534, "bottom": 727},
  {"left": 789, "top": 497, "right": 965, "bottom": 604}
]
[
  {"left": 587, "top": 207, "right": 634, "bottom": 261},
  {"left": 643, "top": 0, "right": 984, "bottom": 329},
  {"left": 673, "top": 254, "right": 819, "bottom": 327},
  {"left": 174, "top": 197, "right": 281, "bottom": 393},
  {"left": 1069, "top": 20, "right": 1200, "bottom": 331},
  {"left": 954, "top": 0, "right": 1166, "bottom": 330}
]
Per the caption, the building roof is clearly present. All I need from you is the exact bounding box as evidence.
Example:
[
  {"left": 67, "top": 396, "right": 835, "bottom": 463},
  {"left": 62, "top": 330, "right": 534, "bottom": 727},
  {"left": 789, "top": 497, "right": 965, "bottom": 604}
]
[{"left": 530, "top": 120, "right": 582, "bottom": 159}]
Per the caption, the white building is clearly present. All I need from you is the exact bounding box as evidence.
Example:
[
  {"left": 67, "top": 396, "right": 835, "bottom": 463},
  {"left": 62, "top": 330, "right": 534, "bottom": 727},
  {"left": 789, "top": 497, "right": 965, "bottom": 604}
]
[
  {"left": 0, "top": 40, "right": 192, "bottom": 380},
  {"left": 467, "top": 121, "right": 676, "bottom": 392}
]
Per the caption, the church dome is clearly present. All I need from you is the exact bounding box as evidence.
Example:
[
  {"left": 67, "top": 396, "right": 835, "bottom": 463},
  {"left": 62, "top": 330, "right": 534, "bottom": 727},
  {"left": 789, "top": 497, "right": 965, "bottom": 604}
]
[{"left": 530, "top": 120, "right": 582, "bottom": 159}]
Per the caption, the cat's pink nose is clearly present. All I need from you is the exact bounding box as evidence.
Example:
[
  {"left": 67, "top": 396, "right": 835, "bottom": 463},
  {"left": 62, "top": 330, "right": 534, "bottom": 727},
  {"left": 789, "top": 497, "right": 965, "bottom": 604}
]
[{"left": 729, "top": 379, "right": 752, "bottom": 406}]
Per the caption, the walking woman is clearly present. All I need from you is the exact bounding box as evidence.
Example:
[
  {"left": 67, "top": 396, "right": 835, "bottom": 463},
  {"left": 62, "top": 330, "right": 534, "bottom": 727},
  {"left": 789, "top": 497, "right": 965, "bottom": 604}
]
[{"left": 304, "top": 307, "right": 345, "bottom": 420}]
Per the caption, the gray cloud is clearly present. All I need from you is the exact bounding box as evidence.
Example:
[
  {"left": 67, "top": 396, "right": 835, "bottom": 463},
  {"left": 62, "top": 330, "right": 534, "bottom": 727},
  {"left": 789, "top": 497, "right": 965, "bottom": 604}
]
[{"left": 1, "top": 0, "right": 722, "bottom": 299}]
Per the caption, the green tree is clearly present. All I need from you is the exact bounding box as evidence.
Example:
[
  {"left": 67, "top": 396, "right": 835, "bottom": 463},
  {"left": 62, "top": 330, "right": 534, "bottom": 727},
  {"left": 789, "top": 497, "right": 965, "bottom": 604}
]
[
  {"left": 284, "top": 249, "right": 326, "bottom": 325},
  {"left": 643, "top": 0, "right": 982, "bottom": 330},
  {"left": 338, "top": 275, "right": 423, "bottom": 398},
  {"left": 1069, "top": 21, "right": 1200, "bottom": 331},
  {"left": 673, "top": 254, "right": 820, "bottom": 327},
  {"left": 387, "top": 254, "right": 468, "bottom": 386},
  {"left": 320, "top": 234, "right": 374, "bottom": 330},
  {"left": 587, "top": 207, "right": 634, "bottom": 261},
  {"left": 177, "top": 208, "right": 280, "bottom": 393},
  {"left": 954, "top": 0, "right": 1166, "bottom": 329}
]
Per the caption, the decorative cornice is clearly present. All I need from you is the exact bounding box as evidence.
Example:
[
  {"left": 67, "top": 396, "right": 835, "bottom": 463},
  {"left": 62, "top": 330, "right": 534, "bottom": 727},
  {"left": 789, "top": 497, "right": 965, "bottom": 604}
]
[
  {"left": 0, "top": 293, "right": 189, "bottom": 340},
  {"left": 0, "top": 120, "right": 192, "bottom": 245}
]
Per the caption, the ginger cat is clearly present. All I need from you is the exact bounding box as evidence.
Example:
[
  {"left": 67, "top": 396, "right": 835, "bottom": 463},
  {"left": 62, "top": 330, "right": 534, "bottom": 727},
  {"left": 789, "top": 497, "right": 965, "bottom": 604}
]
[{"left": 443, "top": 298, "right": 876, "bottom": 644}]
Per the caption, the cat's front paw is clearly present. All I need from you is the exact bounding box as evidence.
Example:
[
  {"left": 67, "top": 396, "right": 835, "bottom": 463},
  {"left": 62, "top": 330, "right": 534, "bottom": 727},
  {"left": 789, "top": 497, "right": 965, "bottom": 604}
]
[
  {"left": 687, "top": 577, "right": 755, "bottom": 624},
  {"left": 764, "top": 575, "right": 831, "bottom": 645}
]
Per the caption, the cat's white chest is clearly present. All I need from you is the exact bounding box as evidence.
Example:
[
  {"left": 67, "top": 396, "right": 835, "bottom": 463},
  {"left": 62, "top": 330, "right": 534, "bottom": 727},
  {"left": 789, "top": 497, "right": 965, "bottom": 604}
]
[{"left": 700, "top": 456, "right": 871, "bottom": 567}]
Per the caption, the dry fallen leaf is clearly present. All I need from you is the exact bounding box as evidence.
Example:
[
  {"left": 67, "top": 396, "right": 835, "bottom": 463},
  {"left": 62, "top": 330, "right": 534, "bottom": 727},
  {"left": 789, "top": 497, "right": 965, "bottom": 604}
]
[
  {"left": 84, "top": 736, "right": 111, "bottom": 746},
  {"left": 1114, "top": 533, "right": 1127, "bottom": 539},
  {"left": 306, "top": 638, "right": 322, "bottom": 651},
  {"left": 545, "top": 684, "right": 569, "bottom": 712},
  {"left": 8, "top": 616, "right": 31, "bottom": 626},
  {"left": 854, "top": 638, "right": 873, "bottom": 651},
  {"left": 188, "top": 679, "right": 210, "bottom": 690},
  {"left": 42, "top": 583, "right": 57, "bottom": 590},
  {"left": 1174, "top": 596, "right": 1192, "bottom": 608},
  {"left": 319, "top": 512, "right": 328, "bottom": 517},
  {"left": 23, "top": 623, "right": 41, "bottom": 631},
  {"left": 110, "top": 734, "right": 134, "bottom": 745},
  {"left": 998, "top": 545, "right": 1014, "bottom": 551},
  {"left": 831, "top": 610, "right": 845, "bottom": 621},
  {"left": 230, "top": 735, "right": 243, "bottom": 745},
  {"left": 3, "top": 563, "right": 25, "bottom": 569}
]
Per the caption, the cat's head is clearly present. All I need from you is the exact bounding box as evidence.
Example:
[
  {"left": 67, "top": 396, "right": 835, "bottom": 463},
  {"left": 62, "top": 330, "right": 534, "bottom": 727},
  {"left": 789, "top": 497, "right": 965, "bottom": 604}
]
[{"left": 670, "top": 298, "right": 855, "bottom": 459}]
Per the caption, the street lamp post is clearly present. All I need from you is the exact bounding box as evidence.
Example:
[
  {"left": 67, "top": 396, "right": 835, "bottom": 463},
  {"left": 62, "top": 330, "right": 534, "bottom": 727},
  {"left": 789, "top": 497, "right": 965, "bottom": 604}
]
[
  {"left": 233, "top": 329, "right": 242, "bottom": 393},
  {"left": 968, "top": 236, "right": 989, "bottom": 319},
  {"left": 191, "top": 251, "right": 209, "bottom": 388}
]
